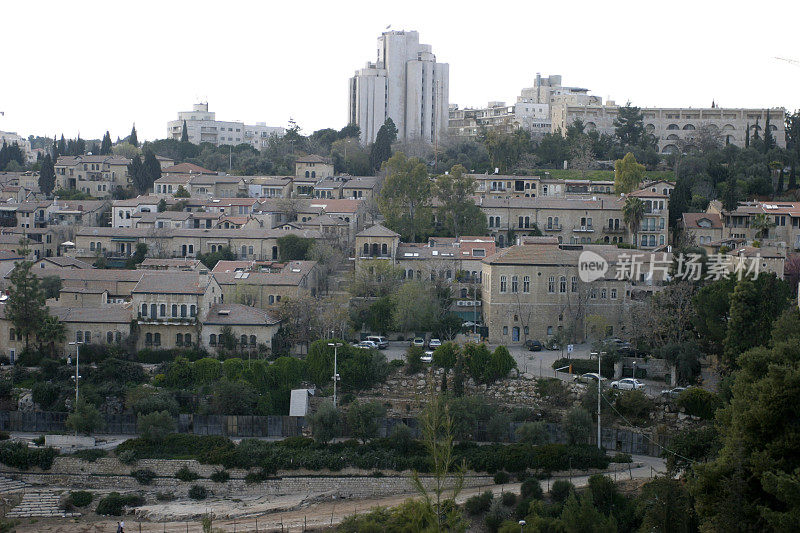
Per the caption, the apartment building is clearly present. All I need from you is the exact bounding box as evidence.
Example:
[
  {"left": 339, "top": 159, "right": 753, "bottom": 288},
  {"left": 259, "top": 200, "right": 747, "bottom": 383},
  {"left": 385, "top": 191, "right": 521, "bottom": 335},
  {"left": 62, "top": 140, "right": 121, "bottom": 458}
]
[
  {"left": 54, "top": 155, "right": 130, "bottom": 196},
  {"left": 478, "top": 189, "right": 669, "bottom": 249},
  {"left": 707, "top": 200, "right": 800, "bottom": 250},
  {"left": 72, "top": 226, "right": 324, "bottom": 264},
  {"left": 448, "top": 102, "right": 518, "bottom": 140},
  {"left": 212, "top": 259, "right": 320, "bottom": 309},
  {"left": 167, "top": 102, "right": 284, "bottom": 149},
  {"left": 551, "top": 102, "right": 786, "bottom": 153},
  {"left": 481, "top": 239, "right": 669, "bottom": 345},
  {"left": 680, "top": 212, "right": 723, "bottom": 245},
  {"left": 349, "top": 30, "right": 449, "bottom": 145}
]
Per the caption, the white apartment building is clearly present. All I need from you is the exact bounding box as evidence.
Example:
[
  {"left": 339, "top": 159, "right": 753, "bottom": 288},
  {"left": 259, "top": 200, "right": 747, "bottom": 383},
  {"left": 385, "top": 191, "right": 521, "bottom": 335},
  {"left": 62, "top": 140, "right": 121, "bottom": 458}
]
[
  {"left": 167, "top": 103, "right": 284, "bottom": 149},
  {"left": 551, "top": 102, "right": 786, "bottom": 153},
  {"left": 0, "top": 131, "right": 35, "bottom": 164},
  {"left": 448, "top": 102, "right": 517, "bottom": 139},
  {"left": 349, "top": 30, "right": 449, "bottom": 145}
]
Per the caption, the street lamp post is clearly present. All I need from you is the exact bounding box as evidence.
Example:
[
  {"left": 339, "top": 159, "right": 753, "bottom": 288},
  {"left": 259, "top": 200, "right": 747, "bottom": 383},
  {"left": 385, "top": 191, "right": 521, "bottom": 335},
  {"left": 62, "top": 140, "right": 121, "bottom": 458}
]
[
  {"left": 519, "top": 520, "right": 526, "bottom": 532},
  {"left": 327, "top": 342, "right": 342, "bottom": 407},
  {"left": 67, "top": 341, "right": 83, "bottom": 407},
  {"left": 597, "top": 351, "right": 606, "bottom": 450}
]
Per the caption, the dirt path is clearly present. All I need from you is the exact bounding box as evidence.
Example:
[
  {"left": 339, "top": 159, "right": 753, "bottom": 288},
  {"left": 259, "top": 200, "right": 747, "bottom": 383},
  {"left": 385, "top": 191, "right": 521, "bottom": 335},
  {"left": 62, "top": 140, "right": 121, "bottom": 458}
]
[{"left": 13, "top": 456, "right": 665, "bottom": 532}]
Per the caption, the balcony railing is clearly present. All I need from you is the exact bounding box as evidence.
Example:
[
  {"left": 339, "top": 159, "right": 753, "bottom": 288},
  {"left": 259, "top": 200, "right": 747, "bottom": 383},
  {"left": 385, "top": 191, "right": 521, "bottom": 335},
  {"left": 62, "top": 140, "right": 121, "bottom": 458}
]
[
  {"left": 603, "top": 225, "right": 626, "bottom": 233},
  {"left": 573, "top": 225, "right": 595, "bottom": 232},
  {"left": 543, "top": 225, "right": 562, "bottom": 232}
]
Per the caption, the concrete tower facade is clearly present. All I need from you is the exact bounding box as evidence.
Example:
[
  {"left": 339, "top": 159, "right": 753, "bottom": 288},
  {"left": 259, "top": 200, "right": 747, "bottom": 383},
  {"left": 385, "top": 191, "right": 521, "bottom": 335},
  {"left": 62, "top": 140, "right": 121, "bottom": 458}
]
[{"left": 349, "top": 30, "right": 449, "bottom": 146}]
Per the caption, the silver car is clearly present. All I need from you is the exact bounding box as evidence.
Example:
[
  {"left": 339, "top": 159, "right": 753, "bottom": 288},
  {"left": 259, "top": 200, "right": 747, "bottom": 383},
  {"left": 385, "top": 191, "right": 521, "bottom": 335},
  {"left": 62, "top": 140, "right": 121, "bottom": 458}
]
[{"left": 610, "top": 378, "right": 645, "bottom": 390}]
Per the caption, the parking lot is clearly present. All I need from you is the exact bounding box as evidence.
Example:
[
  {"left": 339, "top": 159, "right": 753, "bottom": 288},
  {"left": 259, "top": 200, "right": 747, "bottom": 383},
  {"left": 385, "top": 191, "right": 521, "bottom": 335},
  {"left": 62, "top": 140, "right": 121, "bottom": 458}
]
[{"left": 379, "top": 340, "right": 667, "bottom": 397}]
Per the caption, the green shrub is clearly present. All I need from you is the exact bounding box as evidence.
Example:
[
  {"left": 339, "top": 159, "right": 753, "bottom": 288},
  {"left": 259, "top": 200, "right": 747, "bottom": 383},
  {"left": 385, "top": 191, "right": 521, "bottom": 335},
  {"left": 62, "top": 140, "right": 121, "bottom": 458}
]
[
  {"left": 552, "top": 357, "right": 613, "bottom": 378},
  {"left": 515, "top": 422, "right": 549, "bottom": 445},
  {"left": 0, "top": 432, "right": 9, "bottom": 441},
  {"left": 464, "top": 490, "right": 494, "bottom": 515},
  {"left": 32, "top": 435, "right": 45, "bottom": 446},
  {"left": 69, "top": 491, "right": 92, "bottom": 507},
  {"left": 131, "top": 469, "right": 157, "bottom": 485},
  {"left": 677, "top": 388, "right": 723, "bottom": 420},
  {"left": 175, "top": 466, "right": 200, "bottom": 482},
  {"left": 155, "top": 491, "right": 175, "bottom": 501},
  {"left": 501, "top": 491, "right": 517, "bottom": 506},
  {"left": 614, "top": 390, "right": 653, "bottom": 422},
  {"left": 534, "top": 378, "right": 569, "bottom": 407},
  {"left": 117, "top": 449, "right": 137, "bottom": 465},
  {"left": 96, "top": 492, "right": 145, "bottom": 515},
  {"left": 612, "top": 452, "right": 632, "bottom": 463},
  {"left": 549, "top": 480, "right": 574, "bottom": 503},
  {"left": 188, "top": 485, "right": 207, "bottom": 500},
  {"left": 521, "top": 478, "right": 543, "bottom": 500},
  {"left": 137, "top": 411, "right": 175, "bottom": 443},
  {"left": 485, "top": 499, "right": 512, "bottom": 532},
  {"left": 210, "top": 470, "right": 230, "bottom": 483},
  {"left": 389, "top": 359, "right": 404, "bottom": 368},
  {"left": 405, "top": 346, "right": 424, "bottom": 375},
  {"left": 494, "top": 470, "right": 510, "bottom": 484},
  {"left": 70, "top": 449, "right": 106, "bottom": 462},
  {"left": 0, "top": 442, "right": 58, "bottom": 470}
]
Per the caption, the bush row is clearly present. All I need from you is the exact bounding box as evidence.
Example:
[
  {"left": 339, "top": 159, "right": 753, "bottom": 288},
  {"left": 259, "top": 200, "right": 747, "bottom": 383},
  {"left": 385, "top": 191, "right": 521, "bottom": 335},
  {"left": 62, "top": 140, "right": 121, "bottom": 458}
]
[{"left": 0, "top": 442, "right": 58, "bottom": 470}]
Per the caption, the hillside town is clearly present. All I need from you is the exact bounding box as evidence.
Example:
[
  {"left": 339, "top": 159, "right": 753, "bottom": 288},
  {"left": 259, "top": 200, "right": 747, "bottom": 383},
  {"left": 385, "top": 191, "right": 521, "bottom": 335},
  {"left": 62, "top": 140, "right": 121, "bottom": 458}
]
[{"left": 0, "top": 13, "right": 799, "bottom": 533}]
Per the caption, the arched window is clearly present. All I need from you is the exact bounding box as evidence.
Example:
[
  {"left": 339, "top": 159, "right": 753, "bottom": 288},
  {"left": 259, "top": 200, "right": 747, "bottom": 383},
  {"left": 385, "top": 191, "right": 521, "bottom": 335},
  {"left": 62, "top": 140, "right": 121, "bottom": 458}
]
[
  {"left": 176, "top": 333, "right": 183, "bottom": 346},
  {"left": 407, "top": 269, "right": 413, "bottom": 279},
  {"left": 667, "top": 124, "right": 680, "bottom": 130},
  {"left": 8, "top": 328, "right": 14, "bottom": 341},
  {"left": 381, "top": 243, "right": 388, "bottom": 255},
  {"left": 371, "top": 243, "right": 379, "bottom": 256},
  {"left": 107, "top": 332, "right": 113, "bottom": 343},
  {"left": 190, "top": 305, "right": 196, "bottom": 317},
  {"left": 115, "top": 332, "right": 122, "bottom": 343},
  {"left": 172, "top": 304, "right": 178, "bottom": 317},
  {"left": 150, "top": 304, "right": 157, "bottom": 318},
  {"left": 209, "top": 334, "right": 217, "bottom": 346},
  {"left": 153, "top": 333, "right": 160, "bottom": 346},
  {"left": 184, "top": 333, "right": 191, "bottom": 345},
  {"left": 682, "top": 124, "right": 696, "bottom": 130},
  {"left": 141, "top": 304, "right": 147, "bottom": 317},
  {"left": 311, "top": 171, "right": 316, "bottom": 178},
  {"left": 305, "top": 170, "right": 309, "bottom": 178},
  {"left": 460, "top": 288, "right": 468, "bottom": 298},
  {"left": 160, "top": 304, "right": 166, "bottom": 317},
  {"left": 145, "top": 332, "right": 152, "bottom": 345},
  {"left": 363, "top": 243, "right": 369, "bottom": 256},
  {"left": 241, "top": 335, "right": 248, "bottom": 346},
  {"left": 241, "top": 245, "right": 247, "bottom": 257},
  {"left": 250, "top": 335, "right": 256, "bottom": 346},
  {"left": 180, "top": 305, "right": 187, "bottom": 318}
]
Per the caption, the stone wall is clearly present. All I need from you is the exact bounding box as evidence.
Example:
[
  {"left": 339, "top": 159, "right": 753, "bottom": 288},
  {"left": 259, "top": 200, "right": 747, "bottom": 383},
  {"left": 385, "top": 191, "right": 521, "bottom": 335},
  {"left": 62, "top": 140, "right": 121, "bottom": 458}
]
[{"left": 0, "top": 456, "right": 493, "bottom": 501}]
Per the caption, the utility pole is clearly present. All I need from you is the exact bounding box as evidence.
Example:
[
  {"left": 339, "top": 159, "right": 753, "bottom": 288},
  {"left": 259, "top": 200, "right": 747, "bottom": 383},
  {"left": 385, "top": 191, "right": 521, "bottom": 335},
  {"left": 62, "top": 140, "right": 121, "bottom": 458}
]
[
  {"left": 68, "top": 341, "right": 83, "bottom": 435},
  {"left": 597, "top": 351, "right": 605, "bottom": 450},
  {"left": 327, "top": 342, "right": 342, "bottom": 407}
]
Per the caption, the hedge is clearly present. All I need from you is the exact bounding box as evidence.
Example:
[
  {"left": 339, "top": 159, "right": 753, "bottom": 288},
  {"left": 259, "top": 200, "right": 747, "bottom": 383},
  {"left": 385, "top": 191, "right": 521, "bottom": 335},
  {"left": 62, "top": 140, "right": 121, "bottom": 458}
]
[
  {"left": 0, "top": 442, "right": 58, "bottom": 470},
  {"left": 96, "top": 492, "right": 145, "bottom": 516}
]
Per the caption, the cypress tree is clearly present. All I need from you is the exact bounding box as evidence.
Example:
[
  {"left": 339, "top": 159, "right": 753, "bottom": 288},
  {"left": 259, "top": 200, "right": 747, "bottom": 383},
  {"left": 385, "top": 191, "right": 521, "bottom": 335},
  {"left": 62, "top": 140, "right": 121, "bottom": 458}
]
[
  {"left": 763, "top": 112, "right": 774, "bottom": 152},
  {"left": 57, "top": 134, "right": 66, "bottom": 156},
  {"left": 180, "top": 120, "right": 189, "bottom": 142},
  {"left": 76, "top": 135, "right": 86, "bottom": 155},
  {"left": 100, "top": 131, "right": 113, "bottom": 155},
  {"left": 369, "top": 117, "right": 398, "bottom": 172},
  {"left": 777, "top": 168, "right": 784, "bottom": 193},
  {"left": 38, "top": 154, "right": 56, "bottom": 196},
  {"left": 789, "top": 164, "right": 797, "bottom": 190},
  {"left": 745, "top": 123, "right": 750, "bottom": 148},
  {"left": 51, "top": 136, "right": 58, "bottom": 159},
  {"left": 128, "top": 155, "right": 145, "bottom": 194},
  {"left": 129, "top": 124, "right": 139, "bottom": 147}
]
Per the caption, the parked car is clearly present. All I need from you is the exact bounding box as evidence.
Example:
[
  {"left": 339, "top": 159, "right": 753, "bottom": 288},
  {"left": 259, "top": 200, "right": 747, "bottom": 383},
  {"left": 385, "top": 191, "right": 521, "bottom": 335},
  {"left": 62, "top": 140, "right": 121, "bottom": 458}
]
[
  {"left": 661, "top": 386, "right": 687, "bottom": 399},
  {"left": 610, "top": 378, "right": 645, "bottom": 390},
  {"left": 366, "top": 336, "right": 389, "bottom": 349},
  {"left": 421, "top": 351, "right": 434, "bottom": 363},
  {"left": 428, "top": 338, "right": 442, "bottom": 349},
  {"left": 524, "top": 339, "right": 543, "bottom": 351},
  {"left": 602, "top": 337, "right": 632, "bottom": 352},
  {"left": 356, "top": 340, "right": 378, "bottom": 350},
  {"left": 412, "top": 337, "right": 425, "bottom": 347},
  {"left": 574, "top": 372, "right": 605, "bottom": 384}
]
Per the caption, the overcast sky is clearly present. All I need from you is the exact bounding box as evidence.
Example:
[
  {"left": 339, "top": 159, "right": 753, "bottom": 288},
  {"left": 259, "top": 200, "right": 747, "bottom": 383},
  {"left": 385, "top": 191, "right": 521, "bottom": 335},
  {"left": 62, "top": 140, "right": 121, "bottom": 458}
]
[{"left": 2, "top": 0, "right": 799, "bottom": 142}]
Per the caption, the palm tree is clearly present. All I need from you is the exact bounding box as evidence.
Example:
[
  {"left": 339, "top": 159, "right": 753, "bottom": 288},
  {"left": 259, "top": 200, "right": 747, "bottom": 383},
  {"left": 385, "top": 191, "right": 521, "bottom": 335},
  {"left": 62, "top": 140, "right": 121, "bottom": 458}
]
[
  {"left": 750, "top": 213, "right": 775, "bottom": 240},
  {"left": 623, "top": 196, "right": 645, "bottom": 247},
  {"left": 38, "top": 314, "right": 65, "bottom": 358}
]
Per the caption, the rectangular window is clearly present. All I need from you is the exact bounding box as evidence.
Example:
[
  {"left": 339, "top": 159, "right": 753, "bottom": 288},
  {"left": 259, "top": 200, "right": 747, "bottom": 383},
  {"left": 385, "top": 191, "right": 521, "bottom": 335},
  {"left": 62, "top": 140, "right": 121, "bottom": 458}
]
[
  {"left": 571, "top": 276, "right": 578, "bottom": 292},
  {"left": 500, "top": 276, "right": 507, "bottom": 293},
  {"left": 548, "top": 276, "right": 555, "bottom": 293},
  {"left": 559, "top": 276, "right": 566, "bottom": 293},
  {"left": 610, "top": 288, "right": 617, "bottom": 299},
  {"left": 511, "top": 276, "right": 518, "bottom": 293},
  {"left": 523, "top": 276, "right": 530, "bottom": 293}
]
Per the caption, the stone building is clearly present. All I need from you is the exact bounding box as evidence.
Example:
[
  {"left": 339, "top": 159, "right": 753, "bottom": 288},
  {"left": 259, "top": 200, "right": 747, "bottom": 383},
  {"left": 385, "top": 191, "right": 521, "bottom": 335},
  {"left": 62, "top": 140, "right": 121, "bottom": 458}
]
[
  {"left": 54, "top": 155, "right": 130, "bottom": 196},
  {"left": 481, "top": 238, "right": 670, "bottom": 345}
]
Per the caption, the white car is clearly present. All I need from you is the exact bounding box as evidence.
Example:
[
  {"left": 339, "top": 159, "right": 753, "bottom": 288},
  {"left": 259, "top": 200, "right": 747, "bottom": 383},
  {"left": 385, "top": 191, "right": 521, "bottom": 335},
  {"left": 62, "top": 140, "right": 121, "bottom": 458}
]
[
  {"left": 610, "top": 378, "right": 645, "bottom": 390},
  {"left": 421, "top": 350, "right": 434, "bottom": 363},
  {"left": 356, "top": 340, "right": 378, "bottom": 350},
  {"left": 428, "top": 338, "right": 442, "bottom": 349},
  {"left": 412, "top": 337, "right": 425, "bottom": 347}
]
